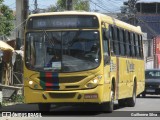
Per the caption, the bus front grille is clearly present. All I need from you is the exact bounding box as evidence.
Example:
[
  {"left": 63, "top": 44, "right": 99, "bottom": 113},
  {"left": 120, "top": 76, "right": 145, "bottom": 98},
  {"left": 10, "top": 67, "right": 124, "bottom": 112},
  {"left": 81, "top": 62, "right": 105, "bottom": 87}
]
[
  {"left": 49, "top": 93, "right": 76, "bottom": 98},
  {"left": 59, "top": 76, "right": 86, "bottom": 83}
]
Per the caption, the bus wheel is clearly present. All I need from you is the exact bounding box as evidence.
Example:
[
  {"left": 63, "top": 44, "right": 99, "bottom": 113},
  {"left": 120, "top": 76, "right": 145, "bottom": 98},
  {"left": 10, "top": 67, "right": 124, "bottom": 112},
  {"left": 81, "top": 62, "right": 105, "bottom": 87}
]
[
  {"left": 126, "top": 82, "right": 136, "bottom": 107},
  {"left": 38, "top": 103, "right": 51, "bottom": 111},
  {"left": 102, "top": 84, "right": 114, "bottom": 113},
  {"left": 137, "top": 94, "right": 140, "bottom": 98},
  {"left": 0, "top": 102, "right": 2, "bottom": 108},
  {"left": 118, "top": 99, "right": 126, "bottom": 107},
  {"left": 0, "top": 89, "right": 2, "bottom": 108},
  {"left": 142, "top": 92, "right": 146, "bottom": 98}
]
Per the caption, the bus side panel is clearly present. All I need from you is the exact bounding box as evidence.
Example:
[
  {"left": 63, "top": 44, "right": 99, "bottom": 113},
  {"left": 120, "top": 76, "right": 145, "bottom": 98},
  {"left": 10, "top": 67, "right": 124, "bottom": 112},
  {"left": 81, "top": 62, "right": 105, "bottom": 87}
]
[
  {"left": 136, "top": 60, "right": 145, "bottom": 95},
  {"left": 109, "top": 56, "right": 118, "bottom": 99},
  {"left": 118, "top": 57, "right": 131, "bottom": 99},
  {"left": 117, "top": 57, "right": 145, "bottom": 99},
  {"left": 103, "top": 65, "right": 111, "bottom": 102}
]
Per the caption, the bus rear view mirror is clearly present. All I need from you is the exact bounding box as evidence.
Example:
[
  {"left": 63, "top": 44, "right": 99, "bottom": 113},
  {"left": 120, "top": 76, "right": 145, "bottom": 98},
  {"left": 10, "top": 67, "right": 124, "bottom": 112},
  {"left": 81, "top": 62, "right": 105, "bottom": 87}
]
[{"left": 104, "top": 54, "right": 110, "bottom": 64}]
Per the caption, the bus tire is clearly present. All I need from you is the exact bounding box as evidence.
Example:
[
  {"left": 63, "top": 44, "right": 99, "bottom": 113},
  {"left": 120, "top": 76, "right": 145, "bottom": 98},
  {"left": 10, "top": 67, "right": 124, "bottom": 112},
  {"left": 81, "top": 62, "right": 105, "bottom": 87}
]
[
  {"left": 0, "top": 102, "right": 2, "bottom": 108},
  {"left": 142, "top": 92, "right": 146, "bottom": 98},
  {"left": 102, "top": 84, "right": 114, "bottom": 113},
  {"left": 0, "top": 89, "right": 2, "bottom": 108},
  {"left": 38, "top": 103, "right": 51, "bottom": 111},
  {"left": 118, "top": 99, "right": 126, "bottom": 107},
  {"left": 126, "top": 82, "right": 136, "bottom": 107}
]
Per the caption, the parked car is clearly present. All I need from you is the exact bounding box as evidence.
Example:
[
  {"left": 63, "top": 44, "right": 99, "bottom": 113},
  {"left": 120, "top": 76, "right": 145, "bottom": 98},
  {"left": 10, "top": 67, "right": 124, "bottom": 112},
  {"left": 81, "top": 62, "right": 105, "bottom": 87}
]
[{"left": 142, "top": 69, "right": 160, "bottom": 97}]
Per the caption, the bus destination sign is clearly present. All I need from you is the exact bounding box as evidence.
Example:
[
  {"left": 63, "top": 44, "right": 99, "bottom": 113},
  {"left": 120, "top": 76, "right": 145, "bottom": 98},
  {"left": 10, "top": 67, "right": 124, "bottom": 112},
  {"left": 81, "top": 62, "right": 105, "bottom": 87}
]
[{"left": 27, "top": 15, "right": 99, "bottom": 29}]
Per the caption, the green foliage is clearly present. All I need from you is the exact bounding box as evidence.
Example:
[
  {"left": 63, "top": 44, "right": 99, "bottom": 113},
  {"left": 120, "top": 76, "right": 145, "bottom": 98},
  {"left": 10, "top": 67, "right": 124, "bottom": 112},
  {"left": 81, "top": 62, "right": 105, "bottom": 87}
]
[
  {"left": 47, "top": 5, "right": 57, "bottom": 12},
  {"left": 57, "top": 0, "right": 66, "bottom": 11},
  {"left": 73, "top": 0, "right": 90, "bottom": 11},
  {"left": 11, "top": 94, "right": 24, "bottom": 103},
  {"left": 47, "top": 0, "right": 90, "bottom": 12},
  {"left": 0, "top": 0, "right": 3, "bottom": 3},
  {"left": 0, "top": 0, "right": 14, "bottom": 36},
  {"left": 1, "top": 95, "right": 24, "bottom": 106}
]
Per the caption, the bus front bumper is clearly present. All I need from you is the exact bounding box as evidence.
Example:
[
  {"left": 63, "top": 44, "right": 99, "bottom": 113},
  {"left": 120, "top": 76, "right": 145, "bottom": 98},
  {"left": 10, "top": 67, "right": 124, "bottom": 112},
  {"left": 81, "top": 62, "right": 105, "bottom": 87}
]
[{"left": 24, "top": 85, "right": 110, "bottom": 104}]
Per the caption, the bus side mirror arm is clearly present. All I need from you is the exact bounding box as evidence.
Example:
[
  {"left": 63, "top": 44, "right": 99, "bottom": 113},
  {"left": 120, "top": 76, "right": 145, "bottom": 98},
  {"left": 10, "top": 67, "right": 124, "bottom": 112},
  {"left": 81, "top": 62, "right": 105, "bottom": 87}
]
[{"left": 104, "top": 54, "right": 110, "bottom": 64}]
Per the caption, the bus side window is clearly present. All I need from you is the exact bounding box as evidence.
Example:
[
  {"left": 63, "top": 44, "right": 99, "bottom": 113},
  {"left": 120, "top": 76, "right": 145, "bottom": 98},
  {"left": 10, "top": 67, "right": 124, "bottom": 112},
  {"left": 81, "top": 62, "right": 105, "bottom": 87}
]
[
  {"left": 128, "top": 32, "right": 132, "bottom": 57},
  {"left": 103, "top": 28, "right": 110, "bottom": 65},
  {"left": 141, "top": 36, "right": 144, "bottom": 58},
  {"left": 133, "top": 33, "right": 137, "bottom": 57},
  {"left": 122, "top": 29, "right": 126, "bottom": 56},
  {"left": 125, "top": 31, "right": 130, "bottom": 56},
  {"left": 115, "top": 27, "right": 120, "bottom": 56},
  {"left": 139, "top": 35, "right": 143, "bottom": 58},
  {"left": 110, "top": 26, "right": 115, "bottom": 55},
  {"left": 119, "top": 29, "right": 125, "bottom": 56},
  {"left": 130, "top": 33, "right": 135, "bottom": 57},
  {"left": 135, "top": 34, "right": 140, "bottom": 58}
]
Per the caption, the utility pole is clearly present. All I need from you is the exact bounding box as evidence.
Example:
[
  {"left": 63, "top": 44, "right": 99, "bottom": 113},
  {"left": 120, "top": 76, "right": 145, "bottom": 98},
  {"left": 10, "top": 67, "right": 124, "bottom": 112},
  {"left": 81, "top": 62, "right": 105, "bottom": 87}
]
[
  {"left": 34, "top": 0, "right": 38, "bottom": 13},
  {"left": 66, "top": 0, "right": 73, "bottom": 10},
  {"left": 16, "top": 0, "right": 29, "bottom": 49},
  {"left": 24, "top": 0, "right": 29, "bottom": 20}
]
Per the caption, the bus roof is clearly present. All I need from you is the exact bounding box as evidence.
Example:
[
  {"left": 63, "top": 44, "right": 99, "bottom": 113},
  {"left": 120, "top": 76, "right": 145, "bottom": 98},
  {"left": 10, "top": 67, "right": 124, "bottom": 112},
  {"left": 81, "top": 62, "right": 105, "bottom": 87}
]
[{"left": 28, "top": 11, "right": 142, "bottom": 34}]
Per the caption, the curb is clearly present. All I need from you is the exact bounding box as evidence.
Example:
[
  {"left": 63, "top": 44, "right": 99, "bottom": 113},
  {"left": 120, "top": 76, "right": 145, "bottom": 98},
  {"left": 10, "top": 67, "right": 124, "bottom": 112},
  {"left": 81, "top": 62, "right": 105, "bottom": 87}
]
[{"left": 3, "top": 102, "right": 23, "bottom": 106}]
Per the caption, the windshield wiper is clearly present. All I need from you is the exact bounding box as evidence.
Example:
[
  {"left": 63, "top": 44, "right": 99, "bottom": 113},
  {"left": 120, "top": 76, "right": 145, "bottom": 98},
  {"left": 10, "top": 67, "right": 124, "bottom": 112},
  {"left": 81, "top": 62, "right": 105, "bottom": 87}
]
[
  {"left": 42, "top": 29, "right": 54, "bottom": 46},
  {"left": 42, "top": 29, "right": 57, "bottom": 56}
]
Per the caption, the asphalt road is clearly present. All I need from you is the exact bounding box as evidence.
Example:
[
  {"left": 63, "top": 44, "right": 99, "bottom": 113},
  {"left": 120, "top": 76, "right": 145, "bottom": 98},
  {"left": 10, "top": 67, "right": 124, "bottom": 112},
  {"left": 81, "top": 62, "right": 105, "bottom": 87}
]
[{"left": 0, "top": 95, "right": 160, "bottom": 117}]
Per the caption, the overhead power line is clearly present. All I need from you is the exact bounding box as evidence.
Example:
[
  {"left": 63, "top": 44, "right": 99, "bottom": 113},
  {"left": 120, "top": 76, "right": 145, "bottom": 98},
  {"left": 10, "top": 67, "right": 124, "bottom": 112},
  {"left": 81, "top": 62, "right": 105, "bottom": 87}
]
[
  {"left": 136, "top": 17, "right": 157, "bottom": 37},
  {"left": 89, "top": 0, "right": 113, "bottom": 13}
]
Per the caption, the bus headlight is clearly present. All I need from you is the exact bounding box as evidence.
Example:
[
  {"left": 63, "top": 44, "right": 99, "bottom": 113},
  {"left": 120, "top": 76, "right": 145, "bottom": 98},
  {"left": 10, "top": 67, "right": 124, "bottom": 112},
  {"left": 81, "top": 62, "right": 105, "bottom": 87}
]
[
  {"left": 86, "top": 75, "right": 102, "bottom": 88},
  {"left": 93, "top": 79, "right": 98, "bottom": 84},
  {"left": 28, "top": 81, "right": 39, "bottom": 89},
  {"left": 29, "top": 81, "right": 33, "bottom": 85}
]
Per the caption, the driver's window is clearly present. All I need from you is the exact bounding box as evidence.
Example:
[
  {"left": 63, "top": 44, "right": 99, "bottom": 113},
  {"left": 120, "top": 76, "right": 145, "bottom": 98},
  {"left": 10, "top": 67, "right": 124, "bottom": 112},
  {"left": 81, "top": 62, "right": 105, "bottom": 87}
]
[{"left": 102, "top": 26, "right": 110, "bottom": 65}]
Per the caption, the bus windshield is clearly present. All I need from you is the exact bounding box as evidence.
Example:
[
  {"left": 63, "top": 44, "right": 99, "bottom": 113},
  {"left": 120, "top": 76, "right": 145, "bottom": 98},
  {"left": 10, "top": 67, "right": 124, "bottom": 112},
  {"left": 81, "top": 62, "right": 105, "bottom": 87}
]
[{"left": 25, "top": 31, "right": 101, "bottom": 72}]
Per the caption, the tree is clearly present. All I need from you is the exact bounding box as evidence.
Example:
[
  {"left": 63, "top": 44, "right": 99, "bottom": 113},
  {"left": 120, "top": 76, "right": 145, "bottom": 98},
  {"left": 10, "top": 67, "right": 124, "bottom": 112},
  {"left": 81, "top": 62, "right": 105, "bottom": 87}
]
[
  {"left": 73, "top": 0, "right": 90, "bottom": 11},
  {"left": 57, "top": 0, "right": 66, "bottom": 11},
  {"left": 118, "top": 0, "right": 139, "bottom": 25},
  {"left": 47, "top": 5, "right": 57, "bottom": 12},
  {"left": 47, "top": 0, "right": 90, "bottom": 12},
  {"left": 0, "top": 0, "right": 14, "bottom": 37}
]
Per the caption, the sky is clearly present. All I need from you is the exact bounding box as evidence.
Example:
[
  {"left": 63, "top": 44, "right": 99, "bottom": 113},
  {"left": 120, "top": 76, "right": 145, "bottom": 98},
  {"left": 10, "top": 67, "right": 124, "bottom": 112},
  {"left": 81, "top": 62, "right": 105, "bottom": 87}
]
[
  {"left": 3, "top": 0, "right": 56, "bottom": 10},
  {"left": 2, "top": 0, "right": 126, "bottom": 13}
]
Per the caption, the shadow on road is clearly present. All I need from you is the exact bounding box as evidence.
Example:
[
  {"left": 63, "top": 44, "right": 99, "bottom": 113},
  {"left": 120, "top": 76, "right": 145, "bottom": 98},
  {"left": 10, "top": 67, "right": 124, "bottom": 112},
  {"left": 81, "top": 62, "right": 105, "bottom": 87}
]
[
  {"left": 41, "top": 103, "right": 124, "bottom": 116},
  {"left": 0, "top": 103, "right": 127, "bottom": 116}
]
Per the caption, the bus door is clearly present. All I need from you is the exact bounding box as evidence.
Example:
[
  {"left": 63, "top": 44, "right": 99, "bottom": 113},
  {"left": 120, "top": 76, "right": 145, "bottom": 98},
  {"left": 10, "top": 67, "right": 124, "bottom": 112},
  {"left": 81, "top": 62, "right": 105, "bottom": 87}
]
[{"left": 107, "top": 25, "right": 119, "bottom": 100}]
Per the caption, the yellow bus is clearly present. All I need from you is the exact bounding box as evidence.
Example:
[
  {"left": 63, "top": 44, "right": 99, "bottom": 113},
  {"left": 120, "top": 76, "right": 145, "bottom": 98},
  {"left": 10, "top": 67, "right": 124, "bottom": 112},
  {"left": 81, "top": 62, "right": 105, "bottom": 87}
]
[{"left": 24, "top": 11, "right": 145, "bottom": 112}]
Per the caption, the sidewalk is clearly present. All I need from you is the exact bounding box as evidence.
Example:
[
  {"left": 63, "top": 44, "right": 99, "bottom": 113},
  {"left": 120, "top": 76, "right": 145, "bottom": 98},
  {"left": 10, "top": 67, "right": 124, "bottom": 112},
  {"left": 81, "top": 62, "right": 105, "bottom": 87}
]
[{"left": 2, "top": 102, "right": 23, "bottom": 106}]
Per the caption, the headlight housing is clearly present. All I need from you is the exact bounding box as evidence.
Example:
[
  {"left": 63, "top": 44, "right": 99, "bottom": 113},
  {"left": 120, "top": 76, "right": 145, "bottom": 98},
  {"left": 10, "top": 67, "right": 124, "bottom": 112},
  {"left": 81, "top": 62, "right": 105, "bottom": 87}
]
[
  {"left": 28, "top": 80, "right": 40, "bottom": 89},
  {"left": 85, "top": 75, "right": 102, "bottom": 88}
]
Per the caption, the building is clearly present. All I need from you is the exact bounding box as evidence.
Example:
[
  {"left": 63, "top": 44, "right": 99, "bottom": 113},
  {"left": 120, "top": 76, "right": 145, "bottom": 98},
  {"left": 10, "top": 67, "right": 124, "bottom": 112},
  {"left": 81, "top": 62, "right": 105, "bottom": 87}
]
[
  {"left": 136, "top": 0, "right": 160, "bottom": 39},
  {"left": 136, "top": 0, "right": 160, "bottom": 69}
]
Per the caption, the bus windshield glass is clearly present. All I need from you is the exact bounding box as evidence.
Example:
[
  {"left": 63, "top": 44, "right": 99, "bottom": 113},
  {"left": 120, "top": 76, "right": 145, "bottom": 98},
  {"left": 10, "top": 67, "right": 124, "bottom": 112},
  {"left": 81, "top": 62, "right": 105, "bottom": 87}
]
[{"left": 25, "top": 31, "right": 101, "bottom": 72}]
